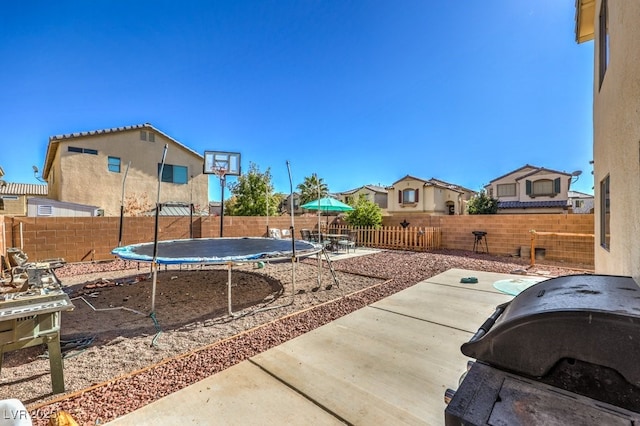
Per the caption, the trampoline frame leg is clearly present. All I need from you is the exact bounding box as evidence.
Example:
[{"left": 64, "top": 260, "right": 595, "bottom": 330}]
[{"left": 227, "top": 262, "right": 234, "bottom": 317}]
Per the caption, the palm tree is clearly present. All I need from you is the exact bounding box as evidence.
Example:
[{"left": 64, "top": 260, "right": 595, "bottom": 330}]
[{"left": 297, "top": 173, "right": 329, "bottom": 205}]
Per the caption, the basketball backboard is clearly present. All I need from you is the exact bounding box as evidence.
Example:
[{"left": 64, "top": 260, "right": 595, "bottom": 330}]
[{"left": 203, "top": 151, "right": 241, "bottom": 176}]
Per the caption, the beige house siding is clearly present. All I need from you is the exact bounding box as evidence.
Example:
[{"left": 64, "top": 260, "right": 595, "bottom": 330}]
[
  {"left": 43, "top": 125, "right": 208, "bottom": 217},
  {"left": 338, "top": 186, "right": 388, "bottom": 214},
  {"left": 485, "top": 165, "right": 572, "bottom": 214},
  {"left": 0, "top": 183, "right": 49, "bottom": 216},
  {"left": 580, "top": 1, "right": 640, "bottom": 277},
  {"left": 0, "top": 195, "right": 26, "bottom": 216},
  {"left": 388, "top": 176, "right": 468, "bottom": 215}
]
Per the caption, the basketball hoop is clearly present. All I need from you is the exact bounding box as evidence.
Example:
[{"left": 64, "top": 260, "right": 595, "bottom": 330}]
[{"left": 203, "top": 151, "right": 241, "bottom": 238}]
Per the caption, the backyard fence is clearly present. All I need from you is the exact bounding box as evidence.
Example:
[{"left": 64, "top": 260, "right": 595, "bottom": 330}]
[
  {"left": 329, "top": 225, "right": 442, "bottom": 251},
  {"left": 1, "top": 214, "right": 594, "bottom": 268}
]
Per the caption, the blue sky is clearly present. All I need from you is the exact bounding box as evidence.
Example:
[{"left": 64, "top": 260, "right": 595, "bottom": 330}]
[{"left": 0, "top": 1, "right": 594, "bottom": 201}]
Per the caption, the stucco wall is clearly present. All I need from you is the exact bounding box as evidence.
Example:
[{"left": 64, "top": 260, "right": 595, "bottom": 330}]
[
  {"left": 49, "top": 129, "right": 208, "bottom": 216},
  {"left": 389, "top": 178, "right": 463, "bottom": 215},
  {"left": 592, "top": 1, "right": 640, "bottom": 278},
  {"left": 0, "top": 195, "right": 27, "bottom": 216}
]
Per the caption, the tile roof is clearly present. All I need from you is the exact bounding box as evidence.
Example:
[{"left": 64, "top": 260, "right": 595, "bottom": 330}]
[
  {"left": 498, "top": 200, "right": 568, "bottom": 209},
  {"left": 488, "top": 164, "right": 572, "bottom": 184},
  {"left": 390, "top": 175, "right": 472, "bottom": 193},
  {"left": 43, "top": 123, "right": 203, "bottom": 179},
  {"left": 0, "top": 182, "right": 48, "bottom": 196},
  {"left": 426, "top": 178, "right": 475, "bottom": 194},
  {"left": 340, "top": 185, "right": 388, "bottom": 195}
]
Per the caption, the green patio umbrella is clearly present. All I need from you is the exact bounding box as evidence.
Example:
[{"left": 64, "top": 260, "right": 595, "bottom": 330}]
[
  {"left": 300, "top": 197, "right": 354, "bottom": 212},
  {"left": 301, "top": 197, "right": 354, "bottom": 232}
]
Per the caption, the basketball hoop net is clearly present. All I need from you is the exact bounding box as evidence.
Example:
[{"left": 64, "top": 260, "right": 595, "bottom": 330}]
[{"left": 212, "top": 167, "right": 228, "bottom": 180}]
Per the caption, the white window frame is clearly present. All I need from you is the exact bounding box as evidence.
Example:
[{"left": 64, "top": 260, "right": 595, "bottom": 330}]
[{"left": 402, "top": 188, "right": 416, "bottom": 204}]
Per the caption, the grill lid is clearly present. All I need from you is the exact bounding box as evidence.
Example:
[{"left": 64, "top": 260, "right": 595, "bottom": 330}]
[{"left": 461, "top": 274, "right": 640, "bottom": 386}]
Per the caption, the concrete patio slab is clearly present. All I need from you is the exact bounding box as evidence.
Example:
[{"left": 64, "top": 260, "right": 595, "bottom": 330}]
[
  {"left": 424, "top": 268, "right": 547, "bottom": 294},
  {"left": 106, "top": 361, "right": 344, "bottom": 426},
  {"left": 251, "top": 306, "right": 475, "bottom": 426},
  {"left": 106, "top": 268, "right": 530, "bottom": 425}
]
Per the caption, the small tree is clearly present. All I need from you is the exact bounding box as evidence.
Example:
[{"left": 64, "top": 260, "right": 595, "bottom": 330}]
[
  {"left": 345, "top": 194, "right": 383, "bottom": 228},
  {"left": 297, "top": 173, "right": 329, "bottom": 205},
  {"left": 467, "top": 190, "right": 499, "bottom": 214},
  {"left": 225, "top": 163, "right": 279, "bottom": 216}
]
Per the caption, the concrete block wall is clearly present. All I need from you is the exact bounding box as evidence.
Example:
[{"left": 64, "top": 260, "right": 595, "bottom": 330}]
[
  {"left": 1, "top": 215, "right": 323, "bottom": 263},
  {"left": 1, "top": 214, "right": 594, "bottom": 267},
  {"left": 435, "top": 214, "right": 594, "bottom": 267}
]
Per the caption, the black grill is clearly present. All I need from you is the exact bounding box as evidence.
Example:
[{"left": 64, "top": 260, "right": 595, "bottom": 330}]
[{"left": 445, "top": 274, "right": 640, "bottom": 424}]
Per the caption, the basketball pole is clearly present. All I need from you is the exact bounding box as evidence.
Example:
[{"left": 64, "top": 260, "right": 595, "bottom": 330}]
[{"left": 219, "top": 171, "right": 226, "bottom": 237}]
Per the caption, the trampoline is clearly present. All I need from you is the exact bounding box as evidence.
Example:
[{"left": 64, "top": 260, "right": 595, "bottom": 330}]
[{"left": 111, "top": 237, "right": 323, "bottom": 316}]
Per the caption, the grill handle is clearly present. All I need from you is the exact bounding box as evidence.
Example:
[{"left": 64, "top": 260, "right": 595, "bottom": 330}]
[{"left": 467, "top": 302, "right": 509, "bottom": 343}]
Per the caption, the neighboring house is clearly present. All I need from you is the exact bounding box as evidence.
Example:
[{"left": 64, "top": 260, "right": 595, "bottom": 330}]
[
  {"left": 484, "top": 165, "right": 573, "bottom": 214},
  {"left": 575, "top": 1, "right": 640, "bottom": 278},
  {"left": 0, "top": 182, "right": 48, "bottom": 216},
  {"left": 337, "top": 185, "right": 388, "bottom": 214},
  {"left": 27, "top": 197, "right": 99, "bottom": 217},
  {"left": 209, "top": 201, "right": 222, "bottom": 216},
  {"left": 280, "top": 192, "right": 303, "bottom": 215},
  {"left": 41, "top": 123, "right": 208, "bottom": 217},
  {"left": 387, "top": 176, "right": 475, "bottom": 215},
  {"left": 568, "top": 190, "right": 595, "bottom": 214}
]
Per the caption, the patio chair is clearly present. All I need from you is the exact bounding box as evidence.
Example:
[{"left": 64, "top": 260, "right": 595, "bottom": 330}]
[
  {"left": 300, "top": 229, "right": 313, "bottom": 241},
  {"left": 269, "top": 228, "right": 282, "bottom": 239},
  {"left": 337, "top": 230, "right": 357, "bottom": 253}
]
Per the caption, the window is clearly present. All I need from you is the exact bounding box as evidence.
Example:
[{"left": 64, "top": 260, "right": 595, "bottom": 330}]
[
  {"left": 497, "top": 183, "right": 516, "bottom": 197},
  {"left": 0, "top": 199, "right": 3, "bottom": 210},
  {"left": 141, "top": 130, "right": 155, "bottom": 142},
  {"left": 600, "top": 175, "right": 610, "bottom": 250},
  {"left": 574, "top": 200, "right": 584, "bottom": 208},
  {"left": 533, "top": 180, "right": 554, "bottom": 196},
  {"left": 399, "top": 188, "right": 418, "bottom": 204},
  {"left": 108, "top": 156, "right": 121, "bottom": 173},
  {"left": 159, "top": 164, "right": 188, "bottom": 184},
  {"left": 526, "top": 178, "right": 561, "bottom": 197},
  {"left": 599, "top": 0, "right": 609, "bottom": 88},
  {"left": 68, "top": 146, "right": 98, "bottom": 155}
]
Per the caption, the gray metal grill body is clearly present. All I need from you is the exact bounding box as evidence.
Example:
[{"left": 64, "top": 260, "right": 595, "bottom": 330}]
[{"left": 446, "top": 274, "right": 640, "bottom": 424}]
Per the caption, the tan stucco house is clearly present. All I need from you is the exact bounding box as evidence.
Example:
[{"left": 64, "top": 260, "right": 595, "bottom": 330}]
[
  {"left": 387, "top": 176, "right": 475, "bottom": 216},
  {"left": 484, "top": 165, "right": 573, "bottom": 214},
  {"left": 575, "top": 1, "right": 640, "bottom": 278},
  {"left": 0, "top": 183, "right": 48, "bottom": 216},
  {"left": 41, "top": 123, "right": 208, "bottom": 216},
  {"left": 337, "top": 185, "right": 388, "bottom": 214},
  {"left": 568, "top": 190, "right": 594, "bottom": 214}
]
